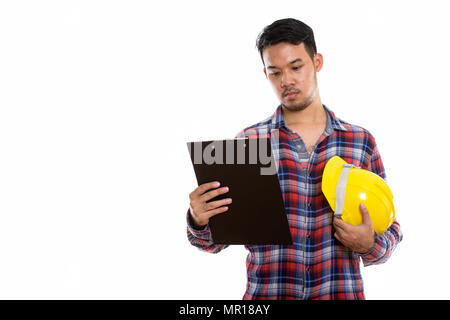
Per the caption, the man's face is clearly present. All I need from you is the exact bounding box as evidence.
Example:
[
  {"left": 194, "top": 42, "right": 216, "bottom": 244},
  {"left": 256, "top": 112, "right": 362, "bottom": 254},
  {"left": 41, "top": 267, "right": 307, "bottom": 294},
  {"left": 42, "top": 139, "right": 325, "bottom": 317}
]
[{"left": 262, "top": 42, "right": 323, "bottom": 112}]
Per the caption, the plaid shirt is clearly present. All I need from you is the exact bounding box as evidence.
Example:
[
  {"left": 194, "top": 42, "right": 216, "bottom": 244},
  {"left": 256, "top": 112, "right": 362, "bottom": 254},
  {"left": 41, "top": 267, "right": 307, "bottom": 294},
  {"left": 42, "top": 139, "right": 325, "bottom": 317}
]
[{"left": 187, "top": 104, "right": 402, "bottom": 300}]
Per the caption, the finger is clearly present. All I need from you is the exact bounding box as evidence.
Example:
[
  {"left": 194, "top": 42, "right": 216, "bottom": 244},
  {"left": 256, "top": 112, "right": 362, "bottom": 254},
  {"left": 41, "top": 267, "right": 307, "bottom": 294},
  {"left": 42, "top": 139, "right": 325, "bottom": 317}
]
[
  {"left": 333, "top": 216, "right": 349, "bottom": 231},
  {"left": 334, "top": 225, "right": 352, "bottom": 242},
  {"left": 359, "top": 202, "right": 373, "bottom": 226},
  {"left": 204, "top": 205, "right": 229, "bottom": 219},
  {"left": 200, "top": 186, "right": 229, "bottom": 203},
  {"left": 334, "top": 231, "right": 345, "bottom": 244},
  {"left": 190, "top": 181, "right": 221, "bottom": 200},
  {"left": 203, "top": 197, "right": 232, "bottom": 211}
]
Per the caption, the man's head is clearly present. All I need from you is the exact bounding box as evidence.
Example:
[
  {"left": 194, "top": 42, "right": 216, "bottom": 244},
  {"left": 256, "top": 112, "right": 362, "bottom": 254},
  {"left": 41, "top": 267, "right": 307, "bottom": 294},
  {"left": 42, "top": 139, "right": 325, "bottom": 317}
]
[
  {"left": 256, "top": 18, "right": 323, "bottom": 112},
  {"left": 256, "top": 18, "right": 317, "bottom": 64}
]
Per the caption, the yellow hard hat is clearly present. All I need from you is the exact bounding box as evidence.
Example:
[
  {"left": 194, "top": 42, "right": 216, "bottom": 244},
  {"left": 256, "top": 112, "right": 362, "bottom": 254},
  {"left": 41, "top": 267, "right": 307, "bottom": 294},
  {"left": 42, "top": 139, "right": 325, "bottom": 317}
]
[{"left": 322, "top": 156, "right": 395, "bottom": 234}]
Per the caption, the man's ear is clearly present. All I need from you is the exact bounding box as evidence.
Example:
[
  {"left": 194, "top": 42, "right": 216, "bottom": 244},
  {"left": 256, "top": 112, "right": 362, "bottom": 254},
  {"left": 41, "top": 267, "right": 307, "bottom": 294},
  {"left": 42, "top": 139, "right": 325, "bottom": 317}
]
[{"left": 314, "top": 53, "right": 324, "bottom": 72}]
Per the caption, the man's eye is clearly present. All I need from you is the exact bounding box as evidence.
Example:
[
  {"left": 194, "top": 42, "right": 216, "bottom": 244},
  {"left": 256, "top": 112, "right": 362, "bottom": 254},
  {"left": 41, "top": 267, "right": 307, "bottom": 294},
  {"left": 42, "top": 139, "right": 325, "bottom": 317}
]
[
  {"left": 293, "top": 66, "right": 302, "bottom": 71},
  {"left": 270, "top": 72, "right": 281, "bottom": 77}
]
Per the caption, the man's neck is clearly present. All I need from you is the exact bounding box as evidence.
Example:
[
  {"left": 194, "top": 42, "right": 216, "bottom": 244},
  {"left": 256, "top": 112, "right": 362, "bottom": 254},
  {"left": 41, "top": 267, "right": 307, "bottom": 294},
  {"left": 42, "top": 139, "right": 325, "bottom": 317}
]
[{"left": 281, "top": 100, "right": 327, "bottom": 127}]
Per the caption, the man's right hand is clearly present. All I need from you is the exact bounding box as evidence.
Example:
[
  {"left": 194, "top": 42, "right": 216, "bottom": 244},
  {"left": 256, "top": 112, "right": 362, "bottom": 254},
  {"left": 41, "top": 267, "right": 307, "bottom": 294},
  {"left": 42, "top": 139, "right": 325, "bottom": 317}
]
[{"left": 188, "top": 181, "right": 232, "bottom": 228}]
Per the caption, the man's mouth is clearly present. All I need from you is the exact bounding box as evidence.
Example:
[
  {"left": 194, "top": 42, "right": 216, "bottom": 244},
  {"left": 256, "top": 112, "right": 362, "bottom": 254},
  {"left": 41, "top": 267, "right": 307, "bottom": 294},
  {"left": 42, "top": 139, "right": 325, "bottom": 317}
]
[{"left": 284, "top": 91, "right": 299, "bottom": 99}]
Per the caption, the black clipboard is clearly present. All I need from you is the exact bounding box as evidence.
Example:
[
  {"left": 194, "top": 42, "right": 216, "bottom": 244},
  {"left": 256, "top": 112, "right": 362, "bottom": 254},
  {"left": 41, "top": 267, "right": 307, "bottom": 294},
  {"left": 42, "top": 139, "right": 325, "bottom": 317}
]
[{"left": 187, "top": 137, "right": 293, "bottom": 245}]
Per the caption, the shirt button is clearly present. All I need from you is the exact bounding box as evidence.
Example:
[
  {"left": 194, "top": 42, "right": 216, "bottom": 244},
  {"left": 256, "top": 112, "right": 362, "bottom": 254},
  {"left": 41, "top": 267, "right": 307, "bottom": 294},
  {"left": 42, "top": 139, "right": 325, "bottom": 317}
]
[
  {"left": 306, "top": 267, "right": 310, "bottom": 272},
  {"left": 306, "top": 234, "right": 311, "bottom": 239},
  {"left": 307, "top": 202, "right": 312, "bottom": 208}
]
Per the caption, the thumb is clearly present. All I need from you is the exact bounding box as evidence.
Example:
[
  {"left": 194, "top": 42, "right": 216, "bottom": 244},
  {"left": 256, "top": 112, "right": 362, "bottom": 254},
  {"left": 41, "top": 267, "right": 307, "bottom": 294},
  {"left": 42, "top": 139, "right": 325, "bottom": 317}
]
[{"left": 359, "top": 202, "right": 372, "bottom": 226}]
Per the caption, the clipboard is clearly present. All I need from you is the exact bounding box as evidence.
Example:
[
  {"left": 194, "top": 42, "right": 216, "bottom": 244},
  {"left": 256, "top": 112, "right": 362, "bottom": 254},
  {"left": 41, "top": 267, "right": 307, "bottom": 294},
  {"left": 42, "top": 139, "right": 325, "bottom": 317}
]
[{"left": 187, "top": 137, "right": 293, "bottom": 245}]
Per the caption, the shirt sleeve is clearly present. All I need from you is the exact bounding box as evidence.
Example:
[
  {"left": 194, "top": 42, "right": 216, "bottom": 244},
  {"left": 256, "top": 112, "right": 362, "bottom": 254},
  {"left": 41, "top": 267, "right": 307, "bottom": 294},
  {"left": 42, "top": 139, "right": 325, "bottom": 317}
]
[
  {"left": 358, "top": 143, "right": 403, "bottom": 266},
  {"left": 186, "top": 208, "right": 229, "bottom": 254}
]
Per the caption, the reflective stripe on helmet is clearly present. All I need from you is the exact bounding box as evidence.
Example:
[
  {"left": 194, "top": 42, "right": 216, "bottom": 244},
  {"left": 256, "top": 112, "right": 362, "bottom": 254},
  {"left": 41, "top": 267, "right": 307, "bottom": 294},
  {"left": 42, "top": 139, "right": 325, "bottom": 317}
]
[{"left": 334, "top": 163, "right": 355, "bottom": 218}]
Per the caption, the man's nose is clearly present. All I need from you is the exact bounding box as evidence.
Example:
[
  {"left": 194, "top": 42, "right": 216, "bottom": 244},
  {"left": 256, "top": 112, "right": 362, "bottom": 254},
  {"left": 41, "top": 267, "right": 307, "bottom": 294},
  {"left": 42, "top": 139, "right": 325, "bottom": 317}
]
[{"left": 281, "top": 70, "right": 295, "bottom": 88}]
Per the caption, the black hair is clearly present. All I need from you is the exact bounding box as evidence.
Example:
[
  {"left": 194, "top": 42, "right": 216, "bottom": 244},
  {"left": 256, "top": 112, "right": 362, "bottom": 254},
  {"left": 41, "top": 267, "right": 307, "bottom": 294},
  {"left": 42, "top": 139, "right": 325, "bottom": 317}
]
[{"left": 256, "top": 18, "right": 317, "bottom": 65}]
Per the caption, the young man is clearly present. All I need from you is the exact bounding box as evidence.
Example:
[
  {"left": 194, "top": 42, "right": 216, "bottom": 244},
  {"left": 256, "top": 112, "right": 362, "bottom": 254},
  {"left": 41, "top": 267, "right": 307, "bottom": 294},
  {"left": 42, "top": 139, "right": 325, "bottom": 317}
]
[{"left": 186, "top": 18, "right": 402, "bottom": 299}]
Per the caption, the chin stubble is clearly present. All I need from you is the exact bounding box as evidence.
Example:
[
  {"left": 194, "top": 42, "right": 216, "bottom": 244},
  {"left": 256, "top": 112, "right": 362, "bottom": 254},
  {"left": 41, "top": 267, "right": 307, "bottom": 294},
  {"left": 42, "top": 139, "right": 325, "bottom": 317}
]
[{"left": 282, "top": 87, "right": 316, "bottom": 112}]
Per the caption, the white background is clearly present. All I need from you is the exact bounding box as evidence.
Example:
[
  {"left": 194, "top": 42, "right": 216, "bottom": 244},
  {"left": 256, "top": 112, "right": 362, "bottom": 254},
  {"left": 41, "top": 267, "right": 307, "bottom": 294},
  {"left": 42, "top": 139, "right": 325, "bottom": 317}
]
[{"left": 0, "top": 0, "right": 449, "bottom": 299}]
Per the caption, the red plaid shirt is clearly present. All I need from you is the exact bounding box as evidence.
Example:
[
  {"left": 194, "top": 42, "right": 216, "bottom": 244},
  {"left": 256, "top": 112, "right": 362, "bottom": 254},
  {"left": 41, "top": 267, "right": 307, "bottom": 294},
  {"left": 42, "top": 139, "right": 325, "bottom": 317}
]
[{"left": 187, "top": 104, "right": 402, "bottom": 299}]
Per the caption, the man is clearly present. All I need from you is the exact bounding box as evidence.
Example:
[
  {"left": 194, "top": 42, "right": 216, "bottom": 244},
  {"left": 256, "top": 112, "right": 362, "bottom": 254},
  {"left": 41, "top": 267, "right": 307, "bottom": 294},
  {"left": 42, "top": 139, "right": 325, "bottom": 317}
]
[{"left": 186, "top": 18, "right": 402, "bottom": 299}]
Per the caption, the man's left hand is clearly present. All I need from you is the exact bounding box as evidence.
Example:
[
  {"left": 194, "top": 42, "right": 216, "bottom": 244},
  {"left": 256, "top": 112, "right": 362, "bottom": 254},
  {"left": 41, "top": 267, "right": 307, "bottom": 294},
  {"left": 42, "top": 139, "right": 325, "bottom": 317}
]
[{"left": 333, "top": 202, "right": 375, "bottom": 254}]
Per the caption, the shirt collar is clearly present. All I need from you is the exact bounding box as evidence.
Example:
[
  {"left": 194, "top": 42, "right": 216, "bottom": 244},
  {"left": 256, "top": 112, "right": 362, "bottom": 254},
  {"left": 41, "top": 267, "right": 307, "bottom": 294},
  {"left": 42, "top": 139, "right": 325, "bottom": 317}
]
[{"left": 269, "top": 104, "right": 347, "bottom": 133}]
